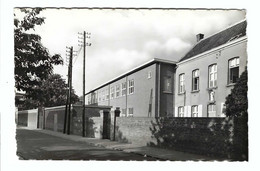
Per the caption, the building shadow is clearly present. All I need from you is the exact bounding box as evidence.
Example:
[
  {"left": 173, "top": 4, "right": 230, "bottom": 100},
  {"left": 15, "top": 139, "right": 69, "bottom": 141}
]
[{"left": 147, "top": 116, "right": 248, "bottom": 161}]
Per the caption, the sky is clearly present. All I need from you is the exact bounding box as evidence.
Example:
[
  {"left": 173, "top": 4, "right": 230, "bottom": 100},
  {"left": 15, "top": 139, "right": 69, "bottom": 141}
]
[{"left": 14, "top": 8, "right": 245, "bottom": 96}]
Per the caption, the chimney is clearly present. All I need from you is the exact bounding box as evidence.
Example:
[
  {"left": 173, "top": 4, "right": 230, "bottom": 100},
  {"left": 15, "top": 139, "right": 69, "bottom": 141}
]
[{"left": 196, "top": 33, "right": 204, "bottom": 42}]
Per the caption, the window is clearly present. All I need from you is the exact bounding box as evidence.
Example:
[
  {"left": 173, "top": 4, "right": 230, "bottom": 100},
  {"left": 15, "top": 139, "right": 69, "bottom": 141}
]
[
  {"left": 98, "top": 91, "right": 101, "bottom": 102},
  {"left": 209, "top": 91, "right": 215, "bottom": 102},
  {"left": 148, "top": 71, "right": 152, "bottom": 79},
  {"left": 121, "top": 82, "right": 126, "bottom": 96},
  {"left": 128, "top": 108, "right": 134, "bottom": 117},
  {"left": 116, "top": 84, "right": 120, "bottom": 98},
  {"left": 178, "top": 106, "right": 184, "bottom": 117},
  {"left": 91, "top": 93, "right": 96, "bottom": 104},
  {"left": 87, "top": 95, "right": 91, "bottom": 104},
  {"left": 209, "top": 64, "right": 217, "bottom": 88},
  {"left": 110, "top": 87, "right": 115, "bottom": 99},
  {"left": 192, "top": 70, "right": 199, "bottom": 91},
  {"left": 128, "top": 79, "right": 134, "bottom": 95},
  {"left": 208, "top": 104, "right": 216, "bottom": 117},
  {"left": 102, "top": 90, "right": 105, "bottom": 101},
  {"left": 105, "top": 89, "right": 109, "bottom": 100},
  {"left": 163, "top": 76, "right": 172, "bottom": 93},
  {"left": 191, "top": 105, "right": 198, "bottom": 117},
  {"left": 94, "top": 92, "right": 98, "bottom": 103},
  {"left": 228, "top": 57, "right": 239, "bottom": 84},
  {"left": 121, "top": 108, "right": 126, "bottom": 115},
  {"left": 179, "top": 74, "right": 185, "bottom": 93}
]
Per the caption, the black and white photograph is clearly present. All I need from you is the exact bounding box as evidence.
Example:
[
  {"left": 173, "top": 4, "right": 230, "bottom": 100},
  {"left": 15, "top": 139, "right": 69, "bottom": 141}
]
[
  {"left": 14, "top": 7, "right": 248, "bottom": 161},
  {"left": 1, "top": 0, "right": 260, "bottom": 171}
]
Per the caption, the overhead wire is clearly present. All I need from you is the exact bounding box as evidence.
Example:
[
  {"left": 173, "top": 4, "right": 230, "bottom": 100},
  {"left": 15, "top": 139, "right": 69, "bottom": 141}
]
[{"left": 73, "top": 44, "right": 83, "bottom": 65}]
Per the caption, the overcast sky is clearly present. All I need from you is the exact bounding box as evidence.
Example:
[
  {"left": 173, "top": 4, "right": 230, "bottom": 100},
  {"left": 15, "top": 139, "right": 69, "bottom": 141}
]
[{"left": 14, "top": 8, "right": 245, "bottom": 96}]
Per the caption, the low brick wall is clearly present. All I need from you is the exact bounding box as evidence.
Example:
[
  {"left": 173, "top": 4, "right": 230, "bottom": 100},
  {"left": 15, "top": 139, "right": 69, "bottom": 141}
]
[
  {"left": 17, "top": 109, "right": 38, "bottom": 128},
  {"left": 114, "top": 117, "right": 248, "bottom": 160},
  {"left": 43, "top": 105, "right": 111, "bottom": 137},
  {"left": 17, "top": 111, "right": 28, "bottom": 127},
  {"left": 44, "top": 106, "right": 65, "bottom": 132},
  {"left": 72, "top": 116, "right": 103, "bottom": 138},
  {"left": 114, "top": 117, "right": 155, "bottom": 145}
]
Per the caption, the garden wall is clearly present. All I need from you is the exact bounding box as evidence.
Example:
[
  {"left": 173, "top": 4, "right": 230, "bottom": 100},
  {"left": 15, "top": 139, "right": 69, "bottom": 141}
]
[
  {"left": 114, "top": 117, "right": 155, "bottom": 145},
  {"left": 114, "top": 117, "right": 247, "bottom": 160},
  {"left": 43, "top": 105, "right": 111, "bottom": 137},
  {"left": 17, "top": 109, "right": 38, "bottom": 129}
]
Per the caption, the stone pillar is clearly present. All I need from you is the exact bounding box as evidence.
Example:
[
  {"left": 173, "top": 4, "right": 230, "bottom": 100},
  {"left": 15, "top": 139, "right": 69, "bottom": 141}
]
[{"left": 113, "top": 107, "right": 121, "bottom": 141}]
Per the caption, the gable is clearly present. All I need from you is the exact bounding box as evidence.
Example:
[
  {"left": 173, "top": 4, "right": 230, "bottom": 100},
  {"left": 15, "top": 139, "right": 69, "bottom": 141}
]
[{"left": 179, "top": 20, "right": 247, "bottom": 62}]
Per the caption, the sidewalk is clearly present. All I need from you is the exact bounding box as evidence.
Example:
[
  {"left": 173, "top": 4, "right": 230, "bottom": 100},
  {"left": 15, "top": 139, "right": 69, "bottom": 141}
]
[{"left": 22, "top": 127, "right": 224, "bottom": 161}]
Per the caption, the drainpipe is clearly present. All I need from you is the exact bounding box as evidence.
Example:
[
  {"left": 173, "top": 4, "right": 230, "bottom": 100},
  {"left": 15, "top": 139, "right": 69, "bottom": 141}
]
[
  {"left": 157, "top": 63, "right": 161, "bottom": 116},
  {"left": 126, "top": 76, "right": 128, "bottom": 117}
]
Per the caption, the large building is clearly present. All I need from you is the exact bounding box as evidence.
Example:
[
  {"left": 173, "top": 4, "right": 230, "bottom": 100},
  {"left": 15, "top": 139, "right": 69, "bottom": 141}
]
[
  {"left": 175, "top": 20, "right": 247, "bottom": 117},
  {"left": 86, "top": 58, "right": 177, "bottom": 117},
  {"left": 86, "top": 20, "right": 247, "bottom": 118}
]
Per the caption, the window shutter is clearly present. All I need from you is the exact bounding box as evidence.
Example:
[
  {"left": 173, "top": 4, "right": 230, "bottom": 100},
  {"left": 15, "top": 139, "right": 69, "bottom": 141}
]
[
  {"left": 198, "top": 105, "right": 203, "bottom": 117},
  {"left": 174, "top": 107, "right": 178, "bottom": 117},
  {"left": 187, "top": 106, "right": 191, "bottom": 117}
]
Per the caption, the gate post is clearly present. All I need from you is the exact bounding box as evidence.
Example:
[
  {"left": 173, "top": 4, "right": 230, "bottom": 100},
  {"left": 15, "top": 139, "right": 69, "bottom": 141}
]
[{"left": 114, "top": 107, "right": 121, "bottom": 141}]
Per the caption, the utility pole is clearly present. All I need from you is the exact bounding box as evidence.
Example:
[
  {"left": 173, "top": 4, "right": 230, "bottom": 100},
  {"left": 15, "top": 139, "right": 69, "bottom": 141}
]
[
  {"left": 67, "top": 46, "right": 73, "bottom": 135},
  {"left": 63, "top": 46, "right": 72, "bottom": 134},
  {"left": 78, "top": 31, "right": 91, "bottom": 137}
]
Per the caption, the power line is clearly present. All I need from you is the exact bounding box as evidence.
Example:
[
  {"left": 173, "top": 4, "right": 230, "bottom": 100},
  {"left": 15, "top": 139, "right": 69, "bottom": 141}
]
[{"left": 72, "top": 45, "right": 83, "bottom": 65}]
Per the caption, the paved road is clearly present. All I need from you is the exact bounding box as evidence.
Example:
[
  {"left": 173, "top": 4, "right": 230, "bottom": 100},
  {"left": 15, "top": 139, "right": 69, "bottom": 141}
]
[{"left": 16, "top": 129, "right": 159, "bottom": 161}]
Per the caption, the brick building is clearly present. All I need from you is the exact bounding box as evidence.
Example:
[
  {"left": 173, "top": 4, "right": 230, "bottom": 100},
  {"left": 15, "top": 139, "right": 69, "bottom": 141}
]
[
  {"left": 175, "top": 20, "right": 247, "bottom": 117},
  {"left": 86, "top": 58, "right": 177, "bottom": 117},
  {"left": 86, "top": 20, "right": 247, "bottom": 118}
]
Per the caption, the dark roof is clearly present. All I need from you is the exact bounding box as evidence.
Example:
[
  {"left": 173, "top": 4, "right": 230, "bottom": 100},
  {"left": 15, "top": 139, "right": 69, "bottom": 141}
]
[{"left": 179, "top": 20, "right": 247, "bottom": 62}]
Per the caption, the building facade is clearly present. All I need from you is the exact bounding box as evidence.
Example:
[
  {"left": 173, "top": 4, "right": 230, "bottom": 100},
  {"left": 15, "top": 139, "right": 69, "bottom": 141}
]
[
  {"left": 174, "top": 20, "right": 247, "bottom": 117},
  {"left": 86, "top": 59, "right": 176, "bottom": 117},
  {"left": 87, "top": 20, "right": 247, "bottom": 118}
]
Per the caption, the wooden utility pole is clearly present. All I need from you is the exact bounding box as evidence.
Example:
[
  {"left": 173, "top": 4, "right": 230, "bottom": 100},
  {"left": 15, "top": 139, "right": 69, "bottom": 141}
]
[
  {"left": 63, "top": 46, "right": 72, "bottom": 134},
  {"left": 63, "top": 63, "right": 70, "bottom": 134},
  {"left": 82, "top": 31, "right": 86, "bottom": 137},
  {"left": 67, "top": 46, "right": 73, "bottom": 135},
  {"left": 79, "top": 31, "right": 91, "bottom": 137}
]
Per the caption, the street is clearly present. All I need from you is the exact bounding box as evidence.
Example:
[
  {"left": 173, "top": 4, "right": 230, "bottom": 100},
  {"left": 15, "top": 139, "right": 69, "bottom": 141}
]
[{"left": 16, "top": 129, "right": 159, "bottom": 161}]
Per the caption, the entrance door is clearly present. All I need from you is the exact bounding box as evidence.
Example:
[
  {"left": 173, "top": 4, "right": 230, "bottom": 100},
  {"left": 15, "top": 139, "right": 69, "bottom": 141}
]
[{"left": 102, "top": 111, "right": 111, "bottom": 139}]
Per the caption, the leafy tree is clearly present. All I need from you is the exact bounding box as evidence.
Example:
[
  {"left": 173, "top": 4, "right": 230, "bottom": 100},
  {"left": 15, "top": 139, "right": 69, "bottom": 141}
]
[
  {"left": 225, "top": 68, "right": 248, "bottom": 117},
  {"left": 224, "top": 68, "right": 248, "bottom": 161},
  {"left": 14, "top": 8, "right": 63, "bottom": 93},
  {"left": 21, "top": 74, "right": 79, "bottom": 109}
]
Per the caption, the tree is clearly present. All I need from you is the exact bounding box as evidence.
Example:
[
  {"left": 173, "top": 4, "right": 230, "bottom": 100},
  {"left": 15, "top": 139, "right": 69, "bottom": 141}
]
[
  {"left": 14, "top": 8, "right": 63, "bottom": 93},
  {"left": 21, "top": 74, "right": 79, "bottom": 109},
  {"left": 225, "top": 68, "right": 248, "bottom": 117}
]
